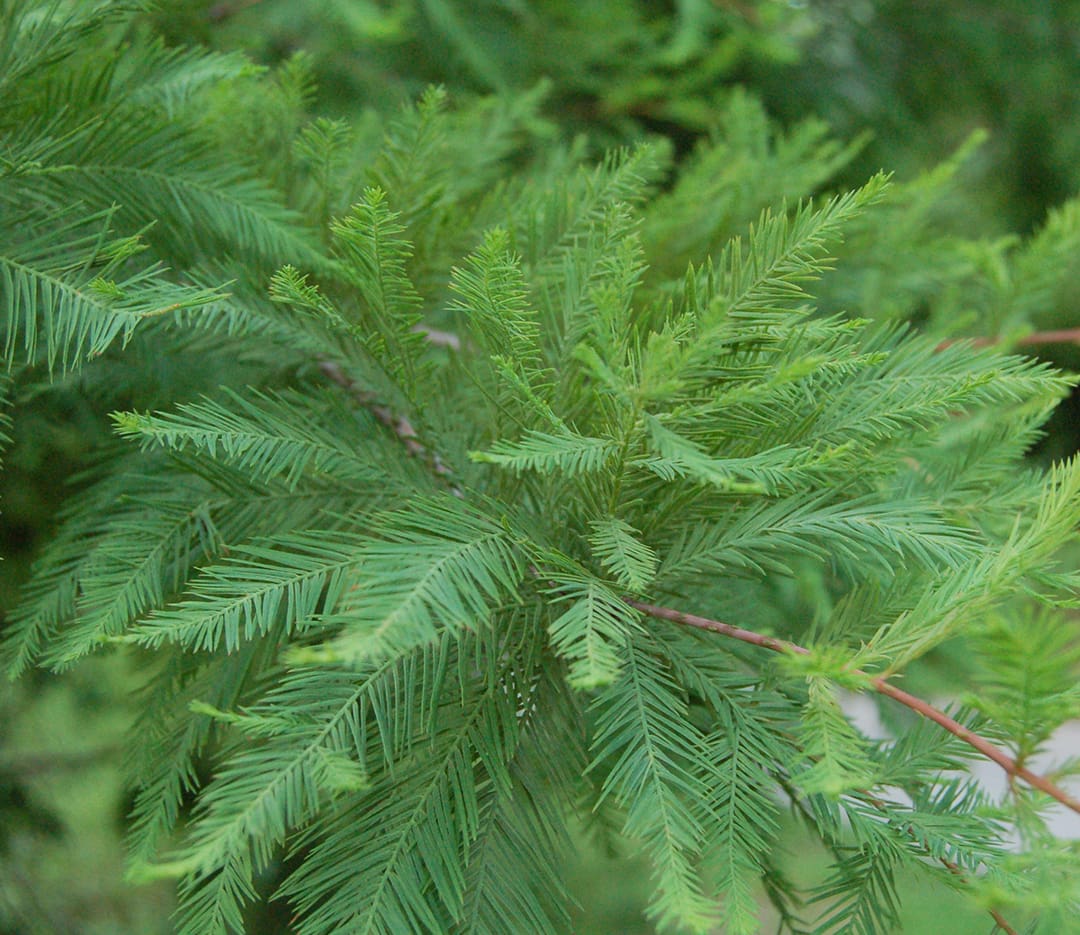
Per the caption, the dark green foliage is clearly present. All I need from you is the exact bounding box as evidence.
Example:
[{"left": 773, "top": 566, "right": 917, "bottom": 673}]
[
  {"left": 759, "top": 0, "right": 1080, "bottom": 235},
  {"left": 3, "top": 3, "right": 1080, "bottom": 934},
  {"left": 148, "top": 0, "right": 809, "bottom": 138}
]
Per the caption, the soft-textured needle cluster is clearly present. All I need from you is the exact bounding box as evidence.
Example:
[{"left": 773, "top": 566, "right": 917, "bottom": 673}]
[{"left": 3, "top": 6, "right": 1080, "bottom": 933}]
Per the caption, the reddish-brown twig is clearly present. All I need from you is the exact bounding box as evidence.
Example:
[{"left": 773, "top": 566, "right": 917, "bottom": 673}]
[
  {"left": 863, "top": 788, "right": 1019, "bottom": 934},
  {"left": 206, "top": 0, "right": 264, "bottom": 22},
  {"left": 626, "top": 599, "right": 1080, "bottom": 817},
  {"left": 937, "top": 326, "right": 1080, "bottom": 351},
  {"left": 938, "top": 856, "right": 1018, "bottom": 935}
]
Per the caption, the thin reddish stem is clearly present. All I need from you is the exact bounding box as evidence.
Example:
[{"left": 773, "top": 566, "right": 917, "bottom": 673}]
[
  {"left": 937, "top": 326, "right": 1080, "bottom": 351},
  {"left": 626, "top": 599, "right": 1080, "bottom": 816},
  {"left": 938, "top": 856, "right": 1018, "bottom": 935},
  {"left": 858, "top": 788, "right": 1019, "bottom": 934},
  {"left": 207, "top": 0, "right": 264, "bottom": 22}
]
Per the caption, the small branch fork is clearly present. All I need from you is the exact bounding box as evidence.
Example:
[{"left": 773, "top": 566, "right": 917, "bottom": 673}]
[
  {"left": 317, "top": 359, "right": 459, "bottom": 490},
  {"left": 626, "top": 599, "right": 1080, "bottom": 817}
]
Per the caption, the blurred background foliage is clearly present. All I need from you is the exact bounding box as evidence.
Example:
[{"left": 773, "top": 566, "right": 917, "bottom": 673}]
[
  {"left": 149, "top": 0, "right": 1080, "bottom": 233},
  {"left": 2, "top": 1, "right": 1078, "bottom": 931}
]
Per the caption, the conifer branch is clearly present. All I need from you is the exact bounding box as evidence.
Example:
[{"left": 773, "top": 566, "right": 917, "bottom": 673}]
[
  {"left": 851, "top": 781, "right": 1020, "bottom": 933},
  {"left": 877, "top": 794, "right": 1020, "bottom": 935},
  {"left": 316, "top": 358, "right": 459, "bottom": 490},
  {"left": 319, "top": 326, "right": 1080, "bottom": 815},
  {"left": 317, "top": 359, "right": 423, "bottom": 456},
  {"left": 938, "top": 857, "right": 1018, "bottom": 935},
  {"left": 784, "top": 778, "right": 1022, "bottom": 935},
  {"left": 8, "top": 7, "right": 1078, "bottom": 929},
  {"left": 989, "top": 902, "right": 1019, "bottom": 934},
  {"left": 627, "top": 599, "right": 1080, "bottom": 816}
]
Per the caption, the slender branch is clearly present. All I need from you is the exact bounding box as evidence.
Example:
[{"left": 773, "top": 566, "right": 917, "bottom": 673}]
[
  {"left": 938, "top": 856, "right": 1018, "bottom": 935},
  {"left": 626, "top": 598, "right": 1080, "bottom": 816},
  {"left": 862, "top": 791, "right": 1019, "bottom": 935},
  {"left": 317, "top": 359, "right": 425, "bottom": 456},
  {"left": 1010, "top": 327, "right": 1080, "bottom": 348},
  {"left": 0, "top": 744, "right": 123, "bottom": 777},
  {"left": 206, "top": 0, "right": 264, "bottom": 23},
  {"left": 937, "top": 327, "right": 1080, "bottom": 350},
  {"left": 709, "top": 0, "right": 762, "bottom": 26},
  {"left": 316, "top": 358, "right": 461, "bottom": 494},
  {"left": 782, "top": 773, "right": 1020, "bottom": 935},
  {"left": 989, "top": 902, "right": 1020, "bottom": 934},
  {"left": 860, "top": 784, "right": 1019, "bottom": 935},
  {"left": 315, "top": 321, "right": 1080, "bottom": 360},
  {"left": 412, "top": 324, "right": 462, "bottom": 351},
  {"left": 871, "top": 679, "right": 1080, "bottom": 811}
]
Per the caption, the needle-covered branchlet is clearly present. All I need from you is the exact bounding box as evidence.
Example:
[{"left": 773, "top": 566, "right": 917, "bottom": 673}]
[{"left": 627, "top": 598, "right": 1080, "bottom": 816}]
